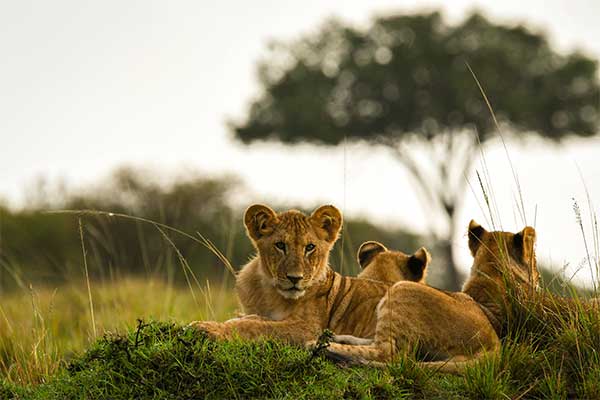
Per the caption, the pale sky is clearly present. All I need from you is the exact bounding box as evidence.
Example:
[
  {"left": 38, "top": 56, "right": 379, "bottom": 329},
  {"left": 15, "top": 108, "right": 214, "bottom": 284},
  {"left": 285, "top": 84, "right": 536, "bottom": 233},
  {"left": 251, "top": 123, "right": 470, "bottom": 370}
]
[{"left": 1, "top": 0, "right": 599, "bottom": 284}]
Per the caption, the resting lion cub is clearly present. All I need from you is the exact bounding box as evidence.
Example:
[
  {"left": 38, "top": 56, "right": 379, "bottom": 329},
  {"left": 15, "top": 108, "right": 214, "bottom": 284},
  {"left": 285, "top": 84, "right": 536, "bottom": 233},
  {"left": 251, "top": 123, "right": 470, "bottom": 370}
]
[
  {"left": 322, "top": 221, "right": 539, "bottom": 373},
  {"left": 190, "top": 204, "right": 429, "bottom": 344},
  {"left": 329, "top": 240, "right": 430, "bottom": 346},
  {"left": 357, "top": 241, "right": 429, "bottom": 284}
]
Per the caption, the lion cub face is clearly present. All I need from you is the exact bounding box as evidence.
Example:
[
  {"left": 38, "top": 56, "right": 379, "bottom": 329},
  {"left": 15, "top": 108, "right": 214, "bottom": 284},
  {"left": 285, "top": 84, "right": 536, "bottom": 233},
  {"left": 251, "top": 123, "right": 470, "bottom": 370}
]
[
  {"left": 356, "top": 241, "right": 430, "bottom": 283},
  {"left": 244, "top": 204, "right": 342, "bottom": 300},
  {"left": 468, "top": 220, "right": 539, "bottom": 288}
]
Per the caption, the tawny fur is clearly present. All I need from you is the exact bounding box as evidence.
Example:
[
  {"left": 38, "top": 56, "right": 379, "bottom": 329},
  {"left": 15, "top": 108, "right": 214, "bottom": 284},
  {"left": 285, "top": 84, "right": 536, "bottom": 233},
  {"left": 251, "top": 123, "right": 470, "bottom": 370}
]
[
  {"left": 322, "top": 221, "right": 540, "bottom": 374},
  {"left": 356, "top": 241, "right": 429, "bottom": 284},
  {"left": 189, "top": 205, "right": 429, "bottom": 345}
]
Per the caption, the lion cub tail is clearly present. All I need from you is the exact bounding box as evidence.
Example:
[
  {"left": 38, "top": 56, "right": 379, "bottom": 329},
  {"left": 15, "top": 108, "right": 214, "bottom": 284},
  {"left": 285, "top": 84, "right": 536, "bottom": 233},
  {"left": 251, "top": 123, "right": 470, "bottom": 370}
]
[
  {"left": 418, "top": 352, "right": 495, "bottom": 375},
  {"left": 324, "top": 346, "right": 495, "bottom": 376}
]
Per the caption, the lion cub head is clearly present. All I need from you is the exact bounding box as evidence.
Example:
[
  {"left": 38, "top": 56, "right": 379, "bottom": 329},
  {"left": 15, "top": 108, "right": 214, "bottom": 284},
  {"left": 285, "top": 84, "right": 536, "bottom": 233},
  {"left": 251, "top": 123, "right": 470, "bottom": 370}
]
[
  {"left": 356, "top": 241, "right": 430, "bottom": 284},
  {"left": 244, "top": 204, "right": 342, "bottom": 300},
  {"left": 467, "top": 220, "right": 539, "bottom": 288}
]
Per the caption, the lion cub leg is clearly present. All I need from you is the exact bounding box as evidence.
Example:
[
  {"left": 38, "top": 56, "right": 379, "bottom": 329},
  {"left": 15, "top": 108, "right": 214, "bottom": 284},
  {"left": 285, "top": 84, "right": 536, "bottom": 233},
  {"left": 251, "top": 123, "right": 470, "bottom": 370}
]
[
  {"left": 324, "top": 287, "right": 411, "bottom": 365},
  {"left": 324, "top": 315, "right": 400, "bottom": 365},
  {"left": 323, "top": 337, "right": 397, "bottom": 365},
  {"left": 331, "top": 335, "right": 374, "bottom": 345}
]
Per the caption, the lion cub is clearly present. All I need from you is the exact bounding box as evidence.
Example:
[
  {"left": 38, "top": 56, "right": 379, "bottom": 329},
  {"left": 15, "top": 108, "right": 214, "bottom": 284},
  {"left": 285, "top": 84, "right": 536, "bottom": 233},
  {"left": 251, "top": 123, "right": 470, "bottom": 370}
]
[
  {"left": 330, "top": 241, "right": 430, "bottom": 346},
  {"left": 190, "top": 204, "right": 430, "bottom": 344},
  {"left": 356, "top": 241, "right": 428, "bottom": 284},
  {"left": 323, "top": 221, "right": 539, "bottom": 373}
]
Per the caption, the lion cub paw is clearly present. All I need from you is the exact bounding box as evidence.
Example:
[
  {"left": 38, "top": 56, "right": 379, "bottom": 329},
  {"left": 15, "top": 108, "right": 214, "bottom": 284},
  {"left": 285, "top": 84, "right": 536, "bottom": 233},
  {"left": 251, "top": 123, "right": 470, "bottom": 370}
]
[{"left": 187, "top": 320, "right": 225, "bottom": 339}]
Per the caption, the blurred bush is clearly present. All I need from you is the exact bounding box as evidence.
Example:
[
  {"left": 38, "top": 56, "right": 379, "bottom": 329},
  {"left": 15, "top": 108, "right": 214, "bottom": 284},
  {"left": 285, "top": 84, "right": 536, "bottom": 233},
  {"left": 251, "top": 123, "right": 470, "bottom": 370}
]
[{"left": 0, "top": 167, "right": 422, "bottom": 292}]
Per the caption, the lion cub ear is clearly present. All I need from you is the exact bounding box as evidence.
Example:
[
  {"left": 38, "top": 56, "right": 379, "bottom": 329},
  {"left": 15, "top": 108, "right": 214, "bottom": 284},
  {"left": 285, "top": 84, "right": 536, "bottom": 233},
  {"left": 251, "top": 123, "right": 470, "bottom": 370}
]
[
  {"left": 309, "top": 205, "right": 342, "bottom": 243},
  {"left": 513, "top": 226, "right": 536, "bottom": 265},
  {"left": 357, "top": 241, "right": 387, "bottom": 268},
  {"left": 407, "top": 247, "right": 431, "bottom": 278},
  {"left": 244, "top": 204, "right": 279, "bottom": 241},
  {"left": 468, "top": 220, "right": 487, "bottom": 257}
]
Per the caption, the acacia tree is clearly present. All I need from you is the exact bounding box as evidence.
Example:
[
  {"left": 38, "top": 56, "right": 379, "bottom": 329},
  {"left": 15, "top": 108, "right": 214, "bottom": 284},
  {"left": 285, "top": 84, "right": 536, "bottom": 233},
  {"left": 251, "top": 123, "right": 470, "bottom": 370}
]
[{"left": 232, "top": 12, "right": 599, "bottom": 289}]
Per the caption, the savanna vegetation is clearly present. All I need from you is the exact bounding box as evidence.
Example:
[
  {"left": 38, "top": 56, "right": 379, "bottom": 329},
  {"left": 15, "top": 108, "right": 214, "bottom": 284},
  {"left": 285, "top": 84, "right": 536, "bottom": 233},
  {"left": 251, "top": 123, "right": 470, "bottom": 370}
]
[
  {"left": 1, "top": 166, "right": 598, "bottom": 399},
  {"left": 1, "top": 8, "right": 599, "bottom": 400},
  {"left": 1, "top": 277, "right": 599, "bottom": 399}
]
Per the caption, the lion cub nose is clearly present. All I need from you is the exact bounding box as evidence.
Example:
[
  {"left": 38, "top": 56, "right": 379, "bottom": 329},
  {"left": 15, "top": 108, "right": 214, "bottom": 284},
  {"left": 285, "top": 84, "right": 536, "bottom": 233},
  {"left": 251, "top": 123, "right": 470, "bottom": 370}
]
[{"left": 286, "top": 275, "right": 303, "bottom": 285}]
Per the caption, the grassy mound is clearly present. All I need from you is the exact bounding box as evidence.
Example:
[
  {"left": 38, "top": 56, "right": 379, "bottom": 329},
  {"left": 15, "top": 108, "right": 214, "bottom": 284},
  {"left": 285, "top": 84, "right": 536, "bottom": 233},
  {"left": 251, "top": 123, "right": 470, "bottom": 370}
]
[
  {"left": 4, "top": 292, "right": 600, "bottom": 399},
  {"left": 6, "top": 321, "right": 434, "bottom": 399}
]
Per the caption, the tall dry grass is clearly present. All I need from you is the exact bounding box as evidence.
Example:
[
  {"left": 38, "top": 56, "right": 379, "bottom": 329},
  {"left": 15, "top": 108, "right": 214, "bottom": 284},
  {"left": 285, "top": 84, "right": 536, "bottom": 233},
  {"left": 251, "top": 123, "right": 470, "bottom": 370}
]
[{"left": 0, "top": 277, "right": 237, "bottom": 385}]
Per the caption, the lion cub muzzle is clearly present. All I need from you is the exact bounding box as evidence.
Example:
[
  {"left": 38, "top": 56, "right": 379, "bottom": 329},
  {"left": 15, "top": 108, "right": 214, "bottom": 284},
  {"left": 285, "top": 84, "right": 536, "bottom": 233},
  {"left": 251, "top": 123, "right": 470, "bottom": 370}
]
[{"left": 278, "top": 274, "right": 307, "bottom": 299}]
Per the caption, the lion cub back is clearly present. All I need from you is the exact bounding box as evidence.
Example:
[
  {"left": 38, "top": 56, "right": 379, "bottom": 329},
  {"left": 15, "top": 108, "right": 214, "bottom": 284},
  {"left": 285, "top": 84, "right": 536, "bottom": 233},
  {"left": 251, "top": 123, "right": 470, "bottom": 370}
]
[{"left": 356, "top": 241, "right": 429, "bottom": 284}]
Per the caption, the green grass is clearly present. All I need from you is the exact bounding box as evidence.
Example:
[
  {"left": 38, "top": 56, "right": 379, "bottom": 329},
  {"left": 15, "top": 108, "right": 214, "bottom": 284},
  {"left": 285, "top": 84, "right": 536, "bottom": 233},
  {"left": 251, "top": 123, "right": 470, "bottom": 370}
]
[
  {"left": 1, "top": 248, "right": 599, "bottom": 398},
  {"left": 1, "top": 288, "right": 598, "bottom": 399},
  {"left": 2, "top": 321, "right": 413, "bottom": 399},
  {"left": 1, "top": 263, "right": 599, "bottom": 399}
]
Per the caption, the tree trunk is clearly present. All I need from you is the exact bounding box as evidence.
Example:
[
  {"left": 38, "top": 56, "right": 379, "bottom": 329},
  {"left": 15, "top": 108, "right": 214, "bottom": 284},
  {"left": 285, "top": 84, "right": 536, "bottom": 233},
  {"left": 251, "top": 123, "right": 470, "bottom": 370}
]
[
  {"left": 437, "top": 237, "right": 462, "bottom": 291},
  {"left": 432, "top": 200, "right": 464, "bottom": 290},
  {"left": 392, "top": 133, "right": 474, "bottom": 291}
]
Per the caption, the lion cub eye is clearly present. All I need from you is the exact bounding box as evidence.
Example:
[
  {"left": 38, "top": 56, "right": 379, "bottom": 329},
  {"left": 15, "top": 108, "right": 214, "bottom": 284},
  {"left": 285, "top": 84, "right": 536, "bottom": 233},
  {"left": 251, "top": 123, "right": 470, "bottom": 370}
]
[
  {"left": 305, "top": 243, "right": 316, "bottom": 253},
  {"left": 275, "top": 242, "right": 286, "bottom": 251}
]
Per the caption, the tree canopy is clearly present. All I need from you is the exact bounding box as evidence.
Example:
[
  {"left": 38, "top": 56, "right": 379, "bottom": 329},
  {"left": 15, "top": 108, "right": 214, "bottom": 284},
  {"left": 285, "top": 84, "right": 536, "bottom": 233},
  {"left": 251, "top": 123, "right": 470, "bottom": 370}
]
[{"left": 234, "top": 12, "right": 598, "bottom": 145}]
